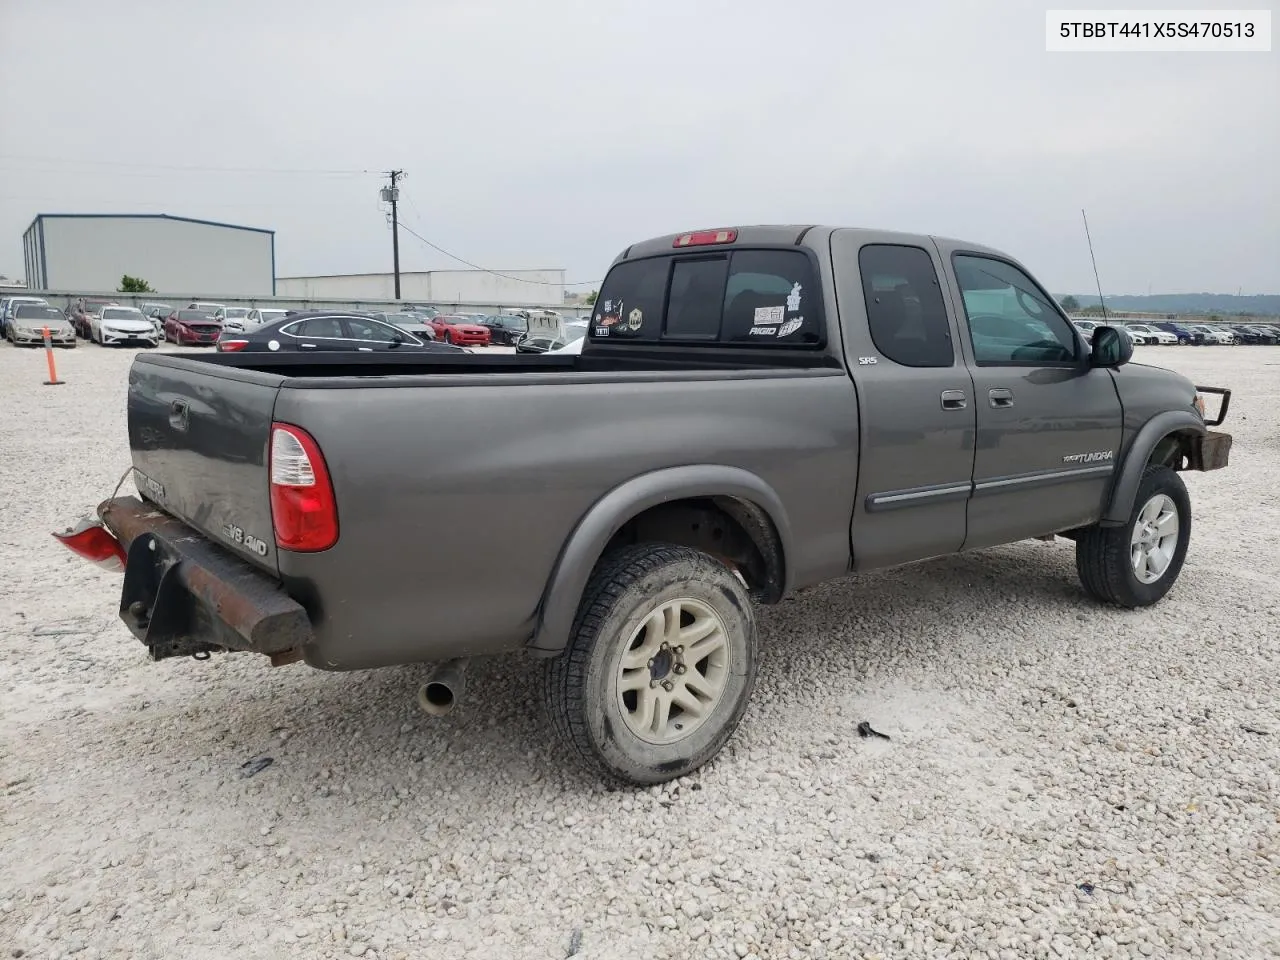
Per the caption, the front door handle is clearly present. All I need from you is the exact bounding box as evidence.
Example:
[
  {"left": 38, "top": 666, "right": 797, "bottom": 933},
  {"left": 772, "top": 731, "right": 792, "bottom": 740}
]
[
  {"left": 940, "top": 389, "right": 968, "bottom": 410},
  {"left": 299, "top": 342, "right": 317, "bottom": 349},
  {"left": 988, "top": 388, "right": 1015, "bottom": 408}
]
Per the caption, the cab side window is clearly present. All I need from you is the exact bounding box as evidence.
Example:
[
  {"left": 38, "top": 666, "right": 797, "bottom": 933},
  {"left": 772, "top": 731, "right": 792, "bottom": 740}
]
[
  {"left": 954, "top": 256, "right": 1077, "bottom": 365},
  {"left": 858, "top": 244, "right": 954, "bottom": 367}
]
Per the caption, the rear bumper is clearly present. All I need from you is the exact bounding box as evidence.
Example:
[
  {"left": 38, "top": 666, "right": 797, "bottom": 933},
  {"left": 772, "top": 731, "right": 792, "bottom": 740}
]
[{"left": 99, "top": 496, "right": 313, "bottom": 661}]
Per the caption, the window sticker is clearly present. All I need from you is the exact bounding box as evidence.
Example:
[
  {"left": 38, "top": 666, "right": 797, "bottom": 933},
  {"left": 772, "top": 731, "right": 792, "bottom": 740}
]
[
  {"left": 786, "top": 283, "right": 803, "bottom": 313},
  {"left": 753, "top": 305, "right": 785, "bottom": 325}
]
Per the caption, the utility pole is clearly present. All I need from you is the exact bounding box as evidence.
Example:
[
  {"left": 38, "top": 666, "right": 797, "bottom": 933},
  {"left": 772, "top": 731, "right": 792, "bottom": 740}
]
[{"left": 380, "top": 170, "right": 404, "bottom": 300}]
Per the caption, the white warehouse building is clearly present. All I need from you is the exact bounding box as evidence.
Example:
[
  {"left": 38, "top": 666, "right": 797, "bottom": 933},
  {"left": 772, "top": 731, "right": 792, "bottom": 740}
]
[
  {"left": 22, "top": 213, "right": 275, "bottom": 295},
  {"left": 275, "top": 269, "right": 567, "bottom": 307}
]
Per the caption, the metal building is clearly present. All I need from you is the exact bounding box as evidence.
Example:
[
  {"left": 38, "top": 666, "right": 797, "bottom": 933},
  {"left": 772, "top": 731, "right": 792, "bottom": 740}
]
[
  {"left": 22, "top": 214, "right": 275, "bottom": 295},
  {"left": 274, "top": 269, "right": 566, "bottom": 307}
]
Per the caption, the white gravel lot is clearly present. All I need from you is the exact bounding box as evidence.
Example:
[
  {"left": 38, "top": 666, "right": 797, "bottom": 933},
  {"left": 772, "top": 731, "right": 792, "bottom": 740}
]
[{"left": 2, "top": 342, "right": 1278, "bottom": 960}]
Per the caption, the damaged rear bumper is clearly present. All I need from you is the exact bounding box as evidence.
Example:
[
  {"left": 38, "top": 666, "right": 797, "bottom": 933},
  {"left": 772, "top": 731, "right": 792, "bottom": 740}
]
[{"left": 99, "top": 496, "right": 313, "bottom": 662}]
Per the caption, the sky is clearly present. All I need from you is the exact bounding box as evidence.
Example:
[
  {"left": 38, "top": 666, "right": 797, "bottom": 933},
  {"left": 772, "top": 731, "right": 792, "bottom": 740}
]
[{"left": 1, "top": 0, "right": 1277, "bottom": 295}]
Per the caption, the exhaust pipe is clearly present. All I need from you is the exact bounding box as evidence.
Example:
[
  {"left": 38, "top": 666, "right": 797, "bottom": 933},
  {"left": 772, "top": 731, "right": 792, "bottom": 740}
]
[{"left": 417, "top": 658, "right": 469, "bottom": 717}]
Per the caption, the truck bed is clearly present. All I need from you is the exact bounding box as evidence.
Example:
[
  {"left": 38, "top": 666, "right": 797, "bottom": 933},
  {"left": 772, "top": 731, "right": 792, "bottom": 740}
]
[{"left": 124, "top": 349, "right": 859, "bottom": 669}]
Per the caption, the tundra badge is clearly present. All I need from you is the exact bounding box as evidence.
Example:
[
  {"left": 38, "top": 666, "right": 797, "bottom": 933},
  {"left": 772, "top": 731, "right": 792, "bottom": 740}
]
[{"left": 1063, "top": 451, "right": 1114, "bottom": 465}]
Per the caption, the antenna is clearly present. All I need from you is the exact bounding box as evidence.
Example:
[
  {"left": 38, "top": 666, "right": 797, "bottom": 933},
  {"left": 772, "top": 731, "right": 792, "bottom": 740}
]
[{"left": 1081, "top": 209, "right": 1108, "bottom": 322}]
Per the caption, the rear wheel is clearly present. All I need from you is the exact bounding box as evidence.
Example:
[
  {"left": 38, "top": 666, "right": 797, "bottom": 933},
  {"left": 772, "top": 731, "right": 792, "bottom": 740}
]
[
  {"left": 544, "top": 543, "right": 758, "bottom": 785},
  {"left": 1076, "top": 465, "right": 1191, "bottom": 608}
]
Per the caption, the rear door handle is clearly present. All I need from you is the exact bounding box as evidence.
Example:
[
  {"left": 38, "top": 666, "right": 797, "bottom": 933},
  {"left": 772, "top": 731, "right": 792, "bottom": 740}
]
[
  {"left": 988, "top": 388, "right": 1014, "bottom": 408},
  {"left": 299, "top": 342, "right": 317, "bottom": 349},
  {"left": 940, "top": 390, "right": 968, "bottom": 410}
]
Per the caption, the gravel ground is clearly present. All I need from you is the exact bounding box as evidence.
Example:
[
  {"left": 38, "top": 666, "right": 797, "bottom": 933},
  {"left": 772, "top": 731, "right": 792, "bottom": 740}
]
[{"left": 2, "top": 343, "right": 1277, "bottom": 960}]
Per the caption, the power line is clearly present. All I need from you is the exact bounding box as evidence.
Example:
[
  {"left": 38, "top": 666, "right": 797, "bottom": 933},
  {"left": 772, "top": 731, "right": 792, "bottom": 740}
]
[{"left": 394, "top": 194, "right": 600, "bottom": 287}]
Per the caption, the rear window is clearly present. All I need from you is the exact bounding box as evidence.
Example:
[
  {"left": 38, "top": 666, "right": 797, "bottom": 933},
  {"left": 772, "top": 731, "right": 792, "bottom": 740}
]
[{"left": 590, "top": 248, "right": 822, "bottom": 347}]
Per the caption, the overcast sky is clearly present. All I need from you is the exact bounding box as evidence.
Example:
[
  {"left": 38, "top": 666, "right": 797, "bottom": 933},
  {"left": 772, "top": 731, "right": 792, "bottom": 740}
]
[{"left": 1, "top": 0, "right": 1276, "bottom": 294}]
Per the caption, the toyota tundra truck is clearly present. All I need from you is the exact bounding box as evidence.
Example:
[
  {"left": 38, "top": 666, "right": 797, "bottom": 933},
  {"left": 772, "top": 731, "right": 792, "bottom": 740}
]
[{"left": 57, "top": 225, "right": 1233, "bottom": 785}]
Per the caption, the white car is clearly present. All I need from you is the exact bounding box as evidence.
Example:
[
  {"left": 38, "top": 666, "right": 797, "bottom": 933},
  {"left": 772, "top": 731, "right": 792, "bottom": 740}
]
[
  {"left": 1071, "top": 319, "right": 1100, "bottom": 340},
  {"left": 211, "top": 306, "right": 252, "bottom": 332},
  {"left": 245, "top": 308, "right": 289, "bottom": 330},
  {"left": 1188, "top": 324, "right": 1235, "bottom": 345},
  {"left": 92, "top": 306, "right": 159, "bottom": 347},
  {"left": 1124, "top": 323, "right": 1177, "bottom": 345},
  {"left": 546, "top": 320, "right": 590, "bottom": 354},
  {"left": 186, "top": 301, "right": 226, "bottom": 313}
]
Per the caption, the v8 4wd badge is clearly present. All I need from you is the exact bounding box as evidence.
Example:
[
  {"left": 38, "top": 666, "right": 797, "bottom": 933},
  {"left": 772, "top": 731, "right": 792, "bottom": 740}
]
[{"left": 222, "top": 522, "right": 269, "bottom": 556}]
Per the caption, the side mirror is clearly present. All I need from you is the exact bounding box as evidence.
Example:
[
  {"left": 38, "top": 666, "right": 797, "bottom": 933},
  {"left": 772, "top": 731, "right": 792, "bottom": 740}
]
[
  {"left": 1091, "top": 326, "right": 1133, "bottom": 368},
  {"left": 389, "top": 333, "right": 403, "bottom": 348}
]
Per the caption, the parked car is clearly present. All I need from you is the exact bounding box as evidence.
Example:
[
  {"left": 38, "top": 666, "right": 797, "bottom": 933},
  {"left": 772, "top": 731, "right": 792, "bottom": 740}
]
[
  {"left": 516, "top": 319, "right": 589, "bottom": 354},
  {"left": 58, "top": 224, "right": 1236, "bottom": 786},
  {"left": 1185, "top": 324, "right": 1234, "bottom": 345},
  {"left": 0, "top": 295, "right": 50, "bottom": 339},
  {"left": 1123, "top": 323, "right": 1177, "bottom": 345},
  {"left": 428, "top": 315, "right": 491, "bottom": 347},
  {"left": 70, "top": 297, "right": 120, "bottom": 339},
  {"left": 92, "top": 306, "right": 159, "bottom": 347},
  {"left": 399, "top": 304, "right": 440, "bottom": 319},
  {"left": 1151, "top": 322, "right": 1201, "bottom": 345},
  {"left": 476, "top": 314, "right": 528, "bottom": 345},
  {"left": 137, "top": 302, "right": 172, "bottom": 334},
  {"left": 186, "top": 301, "right": 226, "bottom": 313},
  {"left": 214, "top": 312, "right": 467, "bottom": 354},
  {"left": 1231, "top": 324, "right": 1280, "bottom": 345},
  {"left": 244, "top": 308, "right": 290, "bottom": 331},
  {"left": 211, "top": 306, "right": 253, "bottom": 332},
  {"left": 1070, "top": 319, "right": 1100, "bottom": 339},
  {"left": 164, "top": 309, "right": 221, "bottom": 346},
  {"left": 7, "top": 304, "right": 75, "bottom": 347},
  {"left": 368, "top": 312, "right": 437, "bottom": 340},
  {"left": 1224, "top": 324, "right": 1263, "bottom": 345}
]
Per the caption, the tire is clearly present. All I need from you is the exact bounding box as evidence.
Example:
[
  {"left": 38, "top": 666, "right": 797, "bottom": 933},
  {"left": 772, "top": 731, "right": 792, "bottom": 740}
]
[
  {"left": 544, "top": 543, "right": 758, "bottom": 785},
  {"left": 444, "top": 331, "right": 454, "bottom": 345},
  {"left": 1076, "top": 464, "right": 1191, "bottom": 608}
]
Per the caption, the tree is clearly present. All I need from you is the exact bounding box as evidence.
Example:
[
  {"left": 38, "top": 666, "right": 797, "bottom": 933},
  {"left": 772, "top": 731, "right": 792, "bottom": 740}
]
[
  {"left": 1059, "top": 295, "right": 1080, "bottom": 313},
  {"left": 584, "top": 289, "right": 598, "bottom": 306},
  {"left": 118, "top": 274, "right": 154, "bottom": 293}
]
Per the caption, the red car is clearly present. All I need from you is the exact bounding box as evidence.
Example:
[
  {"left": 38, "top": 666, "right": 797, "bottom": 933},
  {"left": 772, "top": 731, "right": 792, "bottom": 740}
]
[
  {"left": 164, "top": 309, "right": 223, "bottom": 346},
  {"left": 429, "top": 315, "right": 491, "bottom": 347}
]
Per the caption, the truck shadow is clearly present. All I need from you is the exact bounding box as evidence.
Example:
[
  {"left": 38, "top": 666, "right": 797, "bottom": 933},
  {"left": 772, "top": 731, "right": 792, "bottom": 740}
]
[{"left": 165, "top": 539, "right": 1104, "bottom": 792}]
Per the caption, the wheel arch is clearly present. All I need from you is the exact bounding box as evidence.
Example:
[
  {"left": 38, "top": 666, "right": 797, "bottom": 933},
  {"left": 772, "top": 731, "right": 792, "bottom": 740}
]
[
  {"left": 1101, "top": 411, "right": 1205, "bottom": 526},
  {"left": 528, "top": 465, "right": 793, "bottom": 655}
]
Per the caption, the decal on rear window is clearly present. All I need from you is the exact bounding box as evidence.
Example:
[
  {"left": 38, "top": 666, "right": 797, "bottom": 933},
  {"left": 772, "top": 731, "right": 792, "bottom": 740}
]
[
  {"left": 753, "top": 306, "right": 785, "bottom": 325},
  {"left": 786, "top": 283, "right": 803, "bottom": 312}
]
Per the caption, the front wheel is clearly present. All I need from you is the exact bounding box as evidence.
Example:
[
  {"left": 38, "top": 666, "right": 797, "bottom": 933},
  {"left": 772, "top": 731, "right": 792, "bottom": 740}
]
[
  {"left": 544, "top": 543, "right": 758, "bottom": 785},
  {"left": 1076, "top": 464, "right": 1191, "bottom": 608}
]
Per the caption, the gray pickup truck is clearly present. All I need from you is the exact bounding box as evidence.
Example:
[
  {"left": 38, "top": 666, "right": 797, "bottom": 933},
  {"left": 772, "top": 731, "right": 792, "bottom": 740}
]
[{"left": 59, "top": 225, "right": 1232, "bottom": 785}]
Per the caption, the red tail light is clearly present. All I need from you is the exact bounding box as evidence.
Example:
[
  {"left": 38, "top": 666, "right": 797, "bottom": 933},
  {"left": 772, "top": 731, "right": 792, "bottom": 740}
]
[
  {"left": 217, "top": 339, "right": 249, "bottom": 352},
  {"left": 269, "top": 423, "right": 339, "bottom": 552},
  {"left": 53, "top": 518, "right": 127, "bottom": 572},
  {"left": 673, "top": 229, "right": 738, "bottom": 248}
]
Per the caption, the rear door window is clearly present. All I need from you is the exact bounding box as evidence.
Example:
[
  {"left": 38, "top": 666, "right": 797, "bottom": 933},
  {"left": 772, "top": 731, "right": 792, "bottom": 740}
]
[{"left": 858, "top": 244, "right": 954, "bottom": 367}]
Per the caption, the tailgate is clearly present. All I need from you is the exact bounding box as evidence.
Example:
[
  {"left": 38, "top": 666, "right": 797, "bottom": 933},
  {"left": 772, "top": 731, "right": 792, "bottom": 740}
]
[{"left": 127, "top": 355, "right": 283, "bottom": 575}]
